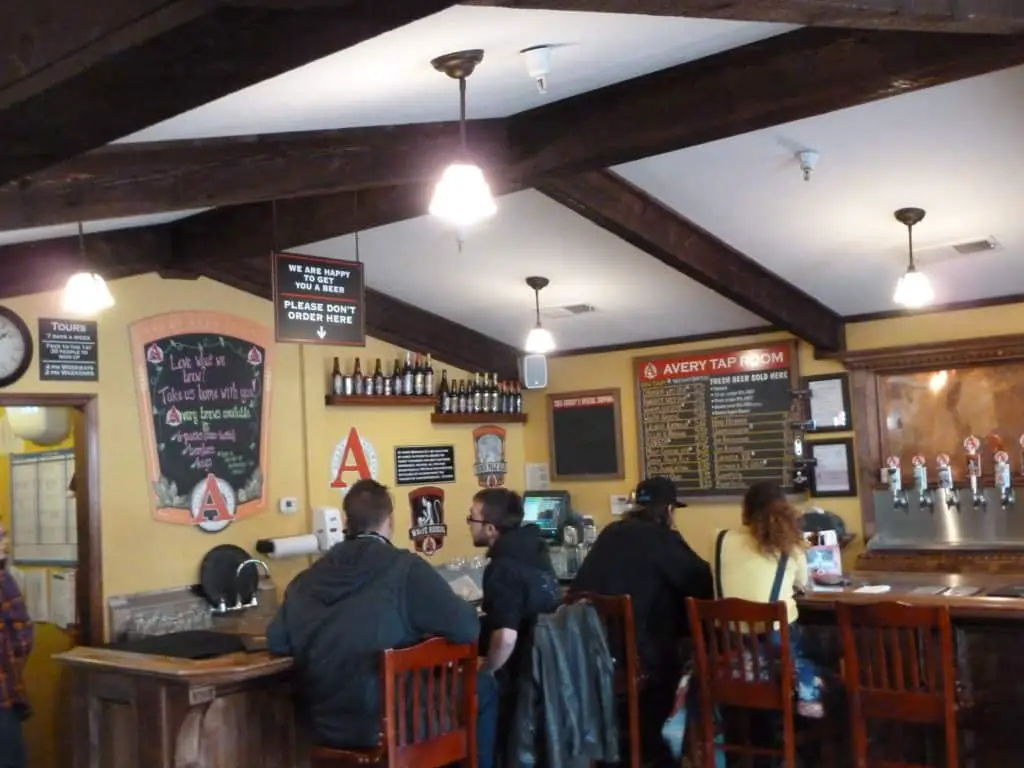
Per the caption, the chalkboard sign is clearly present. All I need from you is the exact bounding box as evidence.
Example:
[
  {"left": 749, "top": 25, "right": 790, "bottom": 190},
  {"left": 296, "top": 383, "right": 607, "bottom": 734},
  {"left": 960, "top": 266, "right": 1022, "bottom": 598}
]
[
  {"left": 548, "top": 389, "right": 625, "bottom": 481},
  {"left": 130, "top": 312, "right": 273, "bottom": 532},
  {"left": 635, "top": 342, "right": 798, "bottom": 497}
]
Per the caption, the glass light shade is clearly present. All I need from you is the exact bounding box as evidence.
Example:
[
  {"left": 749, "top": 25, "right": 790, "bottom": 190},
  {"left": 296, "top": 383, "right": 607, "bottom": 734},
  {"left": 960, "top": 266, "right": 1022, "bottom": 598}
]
[
  {"left": 429, "top": 163, "right": 497, "bottom": 228},
  {"left": 62, "top": 272, "right": 115, "bottom": 316},
  {"left": 525, "top": 325, "right": 555, "bottom": 355},
  {"left": 892, "top": 267, "right": 934, "bottom": 309}
]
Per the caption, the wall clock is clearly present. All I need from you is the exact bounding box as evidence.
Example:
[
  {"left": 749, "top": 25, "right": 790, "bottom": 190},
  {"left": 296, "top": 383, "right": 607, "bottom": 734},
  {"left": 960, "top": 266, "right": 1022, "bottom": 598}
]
[{"left": 0, "top": 306, "right": 32, "bottom": 388}]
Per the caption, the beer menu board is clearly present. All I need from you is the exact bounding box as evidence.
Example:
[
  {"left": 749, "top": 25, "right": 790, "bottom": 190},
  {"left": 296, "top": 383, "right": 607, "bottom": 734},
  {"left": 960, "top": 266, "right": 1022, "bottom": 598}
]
[
  {"left": 130, "top": 312, "right": 273, "bottom": 528},
  {"left": 635, "top": 344, "right": 796, "bottom": 496}
]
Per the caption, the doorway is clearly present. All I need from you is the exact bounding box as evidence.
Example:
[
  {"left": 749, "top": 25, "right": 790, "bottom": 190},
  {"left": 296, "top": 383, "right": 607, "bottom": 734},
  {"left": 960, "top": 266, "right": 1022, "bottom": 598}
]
[{"left": 0, "top": 394, "right": 101, "bottom": 768}]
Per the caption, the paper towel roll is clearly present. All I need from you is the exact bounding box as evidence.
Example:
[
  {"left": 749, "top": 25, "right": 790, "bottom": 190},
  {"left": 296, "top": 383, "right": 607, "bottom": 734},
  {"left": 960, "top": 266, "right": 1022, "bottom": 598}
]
[{"left": 257, "top": 534, "right": 320, "bottom": 559}]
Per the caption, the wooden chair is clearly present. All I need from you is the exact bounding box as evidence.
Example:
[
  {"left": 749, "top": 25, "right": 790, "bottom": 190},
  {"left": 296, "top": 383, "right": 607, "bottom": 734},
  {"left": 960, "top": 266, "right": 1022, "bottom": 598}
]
[
  {"left": 563, "top": 591, "right": 642, "bottom": 768},
  {"left": 687, "top": 596, "right": 832, "bottom": 768},
  {"left": 310, "top": 637, "right": 478, "bottom": 768},
  {"left": 837, "top": 601, "right": 959, "bottom": 768}
]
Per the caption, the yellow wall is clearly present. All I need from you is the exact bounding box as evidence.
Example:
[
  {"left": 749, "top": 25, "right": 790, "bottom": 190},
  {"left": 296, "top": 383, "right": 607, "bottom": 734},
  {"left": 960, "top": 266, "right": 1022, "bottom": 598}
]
[
  {"left": 0, "top": 408, "right": 76, "bottom": 768},
  {"left": 522, "top": 332, "right": 859, "bottom": 564},
  {"left": 301, "top": 343, "right": 524, "bottom": 561}
]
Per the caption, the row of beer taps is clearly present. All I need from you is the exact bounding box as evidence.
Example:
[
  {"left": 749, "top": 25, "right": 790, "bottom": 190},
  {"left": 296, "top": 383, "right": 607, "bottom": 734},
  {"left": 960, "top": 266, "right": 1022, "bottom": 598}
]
[{"left": 885, "top": 435, "right": 1017, "bottom": 513}]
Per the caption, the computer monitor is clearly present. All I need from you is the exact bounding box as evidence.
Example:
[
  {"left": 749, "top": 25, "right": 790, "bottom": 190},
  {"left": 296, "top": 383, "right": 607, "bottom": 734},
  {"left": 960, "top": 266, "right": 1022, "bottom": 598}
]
[{"left": 523, "top": 490, "right": 570, "bottom": 541}]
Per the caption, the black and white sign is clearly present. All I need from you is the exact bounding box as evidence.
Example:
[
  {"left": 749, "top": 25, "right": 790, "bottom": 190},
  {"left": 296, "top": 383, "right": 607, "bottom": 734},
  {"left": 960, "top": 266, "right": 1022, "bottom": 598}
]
[
  {"left": 38, "top": 318, "right": 98, "bottom": 381},
  {"left": 273, "top": 252, "right": 365, "bottom": 346},
  {"left": 394, "top": 445, "right": 456, "bottom": 486}
]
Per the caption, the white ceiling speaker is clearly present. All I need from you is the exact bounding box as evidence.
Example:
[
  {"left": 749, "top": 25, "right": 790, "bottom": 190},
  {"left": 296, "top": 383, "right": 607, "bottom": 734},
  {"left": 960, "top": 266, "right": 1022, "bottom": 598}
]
[
  {"left": 520, "top": 45, "right": 552, "bottom": 95},
  {"left": 521, "top": 354, "right": 549, "bottom": 390}
]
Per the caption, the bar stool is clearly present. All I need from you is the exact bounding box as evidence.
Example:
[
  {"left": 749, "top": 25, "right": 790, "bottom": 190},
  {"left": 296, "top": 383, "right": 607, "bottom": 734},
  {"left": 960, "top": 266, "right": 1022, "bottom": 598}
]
[
  {"left": 563, "top": 591, "right": 643, "bottom": 768},
  {"left": 687, "top": 596, "right": 834, "bottom": 768},
  {"left": 837, "top": 601, "right": 959, "bottom": 768},
  {"left": 309, "top": 637, "right": 478, "bottom": 768}
]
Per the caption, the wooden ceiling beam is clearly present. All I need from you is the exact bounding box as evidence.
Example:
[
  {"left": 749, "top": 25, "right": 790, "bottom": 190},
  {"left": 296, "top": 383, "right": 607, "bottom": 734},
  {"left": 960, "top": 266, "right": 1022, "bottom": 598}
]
[
  {"left": 464, "top": 0, "right": 1024, "bottom": 33},
  {"left": 0, "top": 225, "right": 521, "bottom": 378},
  {"left": 7, "top": 26, "right": 1024, "bottom": 229},
  {"left": 537, "top": 170, "right": 844, "bottom": 351},
  {"left": 0, "top": 121, "right": 510, "bottom": 230},
  {"left": 0, "top": 0, "right": 457, "bottom": 184},
  {"left": 507, "top": 27, "right": 1024, "bottom": 176}
]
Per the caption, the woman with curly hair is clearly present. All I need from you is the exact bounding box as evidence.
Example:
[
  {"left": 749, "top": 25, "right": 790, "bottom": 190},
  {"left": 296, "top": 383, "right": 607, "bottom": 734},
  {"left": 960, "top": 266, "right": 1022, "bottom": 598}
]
[{"left": 712, "top": 481, "right": 825, "bottom": 717}]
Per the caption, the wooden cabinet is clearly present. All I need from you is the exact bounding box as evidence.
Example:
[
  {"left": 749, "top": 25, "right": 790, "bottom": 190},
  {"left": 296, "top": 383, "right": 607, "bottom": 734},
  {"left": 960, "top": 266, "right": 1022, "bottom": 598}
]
[{"left": 57, "top": 648, "right": 308, "bottom": 768}]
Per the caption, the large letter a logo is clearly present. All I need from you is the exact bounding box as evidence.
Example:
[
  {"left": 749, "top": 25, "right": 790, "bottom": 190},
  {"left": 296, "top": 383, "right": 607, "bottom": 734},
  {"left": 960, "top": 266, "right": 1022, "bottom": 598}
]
[{"left": 330, "top": 428, "right": 374, "bottom": 489}]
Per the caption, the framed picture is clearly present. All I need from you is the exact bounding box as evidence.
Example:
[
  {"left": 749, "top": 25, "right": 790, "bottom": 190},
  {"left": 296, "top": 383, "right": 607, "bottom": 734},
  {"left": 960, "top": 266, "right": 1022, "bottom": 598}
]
[
  {"left": 807, "top": 438, "right": 857, "bottom": 498},
  {"left": 802, "top": 373, "right": 852, "bottom": 433}
]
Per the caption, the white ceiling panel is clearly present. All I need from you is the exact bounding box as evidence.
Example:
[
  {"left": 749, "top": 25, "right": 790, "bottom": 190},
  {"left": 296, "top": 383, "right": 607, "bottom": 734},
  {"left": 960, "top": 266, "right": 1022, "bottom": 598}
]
[
  {"left": 616, "top": 65, "right": 1024, "bottom": 316},
  {"left": 119, "top": 6, "right": 794, "bottom": 142},
  {"left": 294, "top": 190, "right": 764, "bottom": 351}
]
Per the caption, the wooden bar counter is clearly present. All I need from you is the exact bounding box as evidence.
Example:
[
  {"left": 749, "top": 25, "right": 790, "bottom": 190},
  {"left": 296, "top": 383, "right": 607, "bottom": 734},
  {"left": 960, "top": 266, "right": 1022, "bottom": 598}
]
[
  {"left": 55, "top": 645, "right": 307, "bottom": 768},
  {"left": 797, "top": 570, "right": 1024, "bottom": 760}
]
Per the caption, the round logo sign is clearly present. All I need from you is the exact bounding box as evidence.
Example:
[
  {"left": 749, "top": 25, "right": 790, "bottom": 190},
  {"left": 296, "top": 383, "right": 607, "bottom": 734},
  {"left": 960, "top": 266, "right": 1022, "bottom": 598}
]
[
  {"left": 189, "top": 475, "right": 237, "bottom": 533},
  {"left": 995, "top": 451, "right": 1010, "bottom": 464},
  {"left": 936, "top": 453, "right": 950, "bottom": 467},
  {"left": 963, "top": 435, "right": 981, "bottom": 453},
  {"left": 911, "top": 455, "right": 925, "bottom": 467},
  {"left": 885, "top": 456, "right": 900, "bottom": 468},
  {"left": 643, "top": 362, "right": 658, "bottom": 380}
]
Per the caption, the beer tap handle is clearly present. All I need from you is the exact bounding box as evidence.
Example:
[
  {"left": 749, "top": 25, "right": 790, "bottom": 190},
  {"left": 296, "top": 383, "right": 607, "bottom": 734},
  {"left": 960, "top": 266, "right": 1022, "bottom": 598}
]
[
  {"left": 963, "top": 436, "right": 985, "bottom": 510},
  {"left": 996, "top": 450, "right": 1014, "bottom": 509}
]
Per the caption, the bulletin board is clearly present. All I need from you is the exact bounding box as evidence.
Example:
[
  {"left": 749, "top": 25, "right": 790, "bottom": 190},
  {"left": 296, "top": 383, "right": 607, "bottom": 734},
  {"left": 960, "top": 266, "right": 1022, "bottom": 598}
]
[{"left": 10, "top": 449, "right": 77, "bottom": 566}]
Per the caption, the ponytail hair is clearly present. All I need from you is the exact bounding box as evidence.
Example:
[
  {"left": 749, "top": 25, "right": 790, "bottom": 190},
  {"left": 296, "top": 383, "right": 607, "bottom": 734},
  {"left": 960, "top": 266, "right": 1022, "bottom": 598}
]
[{"left": 742, "top": 481, "right": 805, "bottom": 557}]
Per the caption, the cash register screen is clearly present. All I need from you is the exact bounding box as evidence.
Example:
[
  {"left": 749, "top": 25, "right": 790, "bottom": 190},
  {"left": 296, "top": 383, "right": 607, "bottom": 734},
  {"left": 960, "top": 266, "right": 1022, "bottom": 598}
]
[{"left": 522, "top": 491, "right": 570, "bottom": 541}]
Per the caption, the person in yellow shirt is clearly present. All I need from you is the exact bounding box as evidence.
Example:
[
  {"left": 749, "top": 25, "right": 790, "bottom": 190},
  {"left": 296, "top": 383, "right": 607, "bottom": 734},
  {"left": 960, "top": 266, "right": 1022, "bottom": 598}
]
[{"left": 712, "top": 481, "right": 824, "bottom": 717}]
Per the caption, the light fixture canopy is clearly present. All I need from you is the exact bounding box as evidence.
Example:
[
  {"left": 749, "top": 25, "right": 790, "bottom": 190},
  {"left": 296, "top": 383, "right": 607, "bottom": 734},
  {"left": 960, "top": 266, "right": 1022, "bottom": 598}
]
[
  {"left": 892, "top": 206, "right": 933, "bottom": 309},
  {"left": 62, "top": 272, "right": 115, "bottom": 316},
  {"left": 429, "top": 49, "right": 497, "bottom": 229},
  {"left": 524, "top": 276, "right": 555, "bottom": 354}
]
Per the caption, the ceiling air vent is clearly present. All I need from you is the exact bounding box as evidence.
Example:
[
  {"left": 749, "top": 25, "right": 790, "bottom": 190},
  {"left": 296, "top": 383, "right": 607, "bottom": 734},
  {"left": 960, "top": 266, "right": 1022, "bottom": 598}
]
[
  {"left": 952, "top": 237, "right": 1001, "bottom": 256},
  {"left": 541, "top": 304, "right": 597, "bottom": 320}
]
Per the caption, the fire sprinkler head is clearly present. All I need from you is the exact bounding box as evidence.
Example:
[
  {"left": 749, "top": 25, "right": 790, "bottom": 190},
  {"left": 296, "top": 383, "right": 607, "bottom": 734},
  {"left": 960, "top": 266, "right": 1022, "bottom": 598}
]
[
  {"left": 796, "top": 149, "right": 819, "bottom": 182},
  {"left": 520, "top": 45, "right": 552, "bottom": 94}
]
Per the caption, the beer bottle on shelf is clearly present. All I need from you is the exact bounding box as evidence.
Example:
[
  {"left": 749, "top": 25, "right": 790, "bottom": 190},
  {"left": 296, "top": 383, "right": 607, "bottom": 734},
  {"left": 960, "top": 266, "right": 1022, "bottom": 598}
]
[
  {"left": 413, "top": 353, "right": 425, "bottom": 396},
  {"left": 457, "top": 380, "right": 468, "bottom": 414},
  {"left": 331, "top": 357, "right": 343, "bottom": 396},
  {"left": 514, "top": 380, "right": 523, "bottom": 413},
  {"left": 424, "top": 354, "right": 435, "bottom": 396},
  {"left": 352, "top": 358, "right": 364, "bottom": 396},
  {"left": 490, "top": 373, "right": 500, "bottom": 413},
  {"left": 373, "top": 358, "right": 385, "bottom": 396},
  {"left": 403, "top": 352, "right": 414, "bottom": 396},
  {"left": 392, "top": 359, "right": 403, "bottom": 396},
  {"left": 499, "top": 381, "right": 509, "bottom": 413},
  {"left": 479, "top": 373, "right": 490, "bottom": 414},
  {"left": 382, "top": 359, "right": 394, "bottom": 396},
  {"left": 437, "top": 370, "right": 450, "bottom": 413},
  {"left": 472, "top": 373, "right": 482, "bottom": 413}
]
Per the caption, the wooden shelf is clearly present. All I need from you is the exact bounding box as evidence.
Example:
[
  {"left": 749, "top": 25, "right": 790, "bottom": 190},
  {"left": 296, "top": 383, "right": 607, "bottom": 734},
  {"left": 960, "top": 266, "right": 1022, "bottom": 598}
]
[
  {"left": 430, "top": 413, "right": 528, "bottom": 425},
  {"left": 325, "top": 395, "right": 436, "bottom": 407}
]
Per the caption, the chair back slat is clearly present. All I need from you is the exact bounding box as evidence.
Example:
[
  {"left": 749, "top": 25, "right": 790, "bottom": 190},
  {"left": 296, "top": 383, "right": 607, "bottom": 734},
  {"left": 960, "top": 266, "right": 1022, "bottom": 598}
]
[
  {"left": 837, "top": 601, "right": 959, "bottom": 768},
  {"left": 383, "top": 637, "right": 477, "bottom": 766},
  {"left": 687, "top": 597, "right": 798, "bottom": 767}
]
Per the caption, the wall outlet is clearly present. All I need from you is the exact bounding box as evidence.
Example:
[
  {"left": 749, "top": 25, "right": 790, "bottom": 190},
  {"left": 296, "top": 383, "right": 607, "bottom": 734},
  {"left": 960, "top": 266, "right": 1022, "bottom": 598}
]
[{"left": 279, "top": 497, "right": 299, "bottom": 514}]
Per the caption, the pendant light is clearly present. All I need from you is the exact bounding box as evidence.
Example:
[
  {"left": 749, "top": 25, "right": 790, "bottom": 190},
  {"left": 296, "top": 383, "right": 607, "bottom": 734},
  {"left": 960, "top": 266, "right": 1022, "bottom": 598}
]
[
  {"left": 62, "top": 223, "right": 115, "bottom": 316},
  {"left": 892, "top": 207, "right": 934, "bottom": 309},
  {"left": 428, "top": 49, "right": 497, "bottom": 229},
  {"left": 524, "top": 276, "right": 555, "bottom": 354}
]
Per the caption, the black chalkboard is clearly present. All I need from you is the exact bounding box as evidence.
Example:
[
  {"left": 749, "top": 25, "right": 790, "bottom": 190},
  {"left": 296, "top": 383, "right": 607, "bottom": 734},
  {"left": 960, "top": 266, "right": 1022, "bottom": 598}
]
[
  {"left": 635, "top": 342, "right": 797, "bottom": 497},
  {"left": 131, "top": 313, "right": 272, "bottom": 530},
  {"left": 548, "top": 389, "right": 624, "bottom": 481}
]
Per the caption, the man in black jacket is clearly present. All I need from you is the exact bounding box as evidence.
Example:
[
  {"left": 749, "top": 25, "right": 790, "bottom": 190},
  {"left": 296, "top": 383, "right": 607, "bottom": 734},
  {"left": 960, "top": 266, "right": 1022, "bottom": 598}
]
[
  {"left": 571, "top": 476, "right": 713, "bottom": 767},
  {"left": 469, "top": 488, "right": 560, "bottom": 677},
  {"left": 268, "top": 480, "right": 496, "bottom": 766}
]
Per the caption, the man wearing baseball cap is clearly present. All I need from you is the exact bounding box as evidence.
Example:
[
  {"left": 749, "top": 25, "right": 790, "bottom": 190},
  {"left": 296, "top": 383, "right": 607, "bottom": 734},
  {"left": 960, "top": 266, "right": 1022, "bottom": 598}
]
[{"left": 571, "top": 476, "right": 712, "bottom": 767}]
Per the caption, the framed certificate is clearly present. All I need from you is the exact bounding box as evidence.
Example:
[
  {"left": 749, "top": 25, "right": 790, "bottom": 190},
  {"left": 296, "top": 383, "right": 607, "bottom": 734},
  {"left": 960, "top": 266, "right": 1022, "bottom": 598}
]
[
  {"left": 807, "top": 438, "right": 857, "bottom": 498},
  {"left": 802, "top": 374, "right": 852, "bottom": 433}
]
